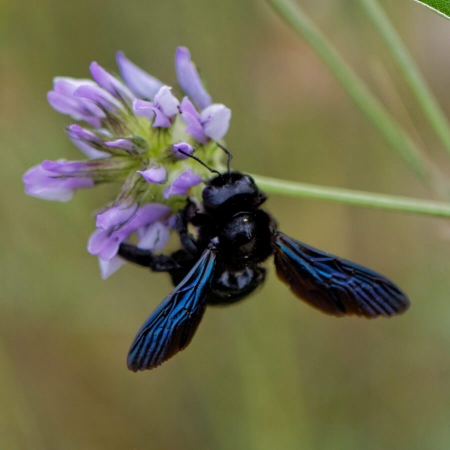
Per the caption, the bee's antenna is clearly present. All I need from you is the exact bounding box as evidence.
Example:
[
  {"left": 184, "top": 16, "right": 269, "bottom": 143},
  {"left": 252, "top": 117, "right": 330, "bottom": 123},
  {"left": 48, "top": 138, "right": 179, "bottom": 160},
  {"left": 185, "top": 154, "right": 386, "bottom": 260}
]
[
  {"left": 176, "top": 149, "right": 221, "bottom": 176},
  {"left": 215, "top": 142, "right": 233, "bottom": 174}
]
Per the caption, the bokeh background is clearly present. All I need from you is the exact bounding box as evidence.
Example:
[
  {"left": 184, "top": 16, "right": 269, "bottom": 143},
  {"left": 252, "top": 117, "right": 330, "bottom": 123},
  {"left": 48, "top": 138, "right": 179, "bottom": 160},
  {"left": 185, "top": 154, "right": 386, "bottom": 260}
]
[{"left": 2, "top": 1, "right": 450, "bottom": 449}]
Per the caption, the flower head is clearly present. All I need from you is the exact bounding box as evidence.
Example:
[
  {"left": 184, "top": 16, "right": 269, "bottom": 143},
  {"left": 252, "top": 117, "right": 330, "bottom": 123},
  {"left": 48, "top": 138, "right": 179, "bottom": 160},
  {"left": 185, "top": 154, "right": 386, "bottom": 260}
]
[{"left": 23, "top": 47, "right": 231, "bottom": 277}]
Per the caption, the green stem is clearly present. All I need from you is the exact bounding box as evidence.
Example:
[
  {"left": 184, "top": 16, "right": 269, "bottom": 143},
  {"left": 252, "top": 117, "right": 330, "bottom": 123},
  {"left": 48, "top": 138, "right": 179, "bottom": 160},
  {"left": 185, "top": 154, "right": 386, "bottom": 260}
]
[
  {"left": 253, "top": 174, "right": 450, "bottom": 218},
  {"left": 360, "top": 0, "right": 450, "bottom": 157},
  {"left": 265, "top": 0, "right": 428, "bottom": 180}
]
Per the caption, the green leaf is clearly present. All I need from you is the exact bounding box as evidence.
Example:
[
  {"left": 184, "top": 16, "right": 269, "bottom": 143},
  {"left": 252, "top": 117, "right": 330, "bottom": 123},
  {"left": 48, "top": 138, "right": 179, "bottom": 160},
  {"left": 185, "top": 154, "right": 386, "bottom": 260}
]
[{"left": 414, "top": 0, "right": 450, "bottom": 19}]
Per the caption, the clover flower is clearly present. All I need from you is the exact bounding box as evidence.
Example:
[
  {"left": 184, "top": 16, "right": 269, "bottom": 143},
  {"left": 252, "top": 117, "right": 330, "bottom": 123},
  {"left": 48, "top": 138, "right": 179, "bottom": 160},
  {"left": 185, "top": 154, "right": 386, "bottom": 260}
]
[{"left": 23, "top": 47, "right": 231, "bottom": 278}]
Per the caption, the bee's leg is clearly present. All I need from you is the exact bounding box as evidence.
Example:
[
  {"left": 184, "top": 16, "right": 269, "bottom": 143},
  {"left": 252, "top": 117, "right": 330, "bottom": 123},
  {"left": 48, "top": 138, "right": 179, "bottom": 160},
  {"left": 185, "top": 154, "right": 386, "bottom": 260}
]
[
  {"left": 174, "top": 200, "right": 202, "bottom": 255},
  {"left": 174, "top": 215, "right": 198, "bottom": 255},
  {"left": 118, "top": 243, "right": 180, "bottom": 272}
]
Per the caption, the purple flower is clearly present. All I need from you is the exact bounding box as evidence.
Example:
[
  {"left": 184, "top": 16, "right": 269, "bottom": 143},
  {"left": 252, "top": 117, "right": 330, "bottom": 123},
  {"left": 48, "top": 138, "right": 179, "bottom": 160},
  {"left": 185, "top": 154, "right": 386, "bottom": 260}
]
[
  {"left": 99, "top": 220, "right": 170, "bottom": 279},
  {"left": 90, "top": 62, "right": 134, "bottom": 103},
  {"left": 47, "top": 78, "right": 105, "bottom": 127},
  {"left": 105, "top": 139, "right": 135, "bottom": 153},
  {"left": 137, "top": 165, "right": 167, "bottom": 184},
  {"left": 180, "top": 97, "right": 231, "bottom": 144},
  {"left": 23, "top": 162, "right": 94, "bottom": 202},
  {"left": 26, "top": 47, "right": 233, "bottom": 279},
  {"left": 116, "top": 51, "right": 163, "bottom": 100},
  {"left": 88, "top": 203, "right": 171, "bottom": 260},
  {"left": 41, "top": 159, "right": 100, "bottom": 175},
  {"left": 88, "top": 228, "right": 123, "bottom": 260},
  {"left": 42, "top": 157, "right": 132, "bottom": 177},
  {"left": 164, "top": 170, "right": 202, "bottom": 198},
  {"left": 133, "top": 86, "right": 179, "bottom": 128},
  {"left": 99, "top": 256, "right": 126, "bottom": 280},
  {"left": 137, "top": 221, "right": 170, "bottom": 250},
  {"left": 128, "top": 203, "right": 172, "bottom": 229},
  {"left": 96, "top": 201, "right": 139, "bottom": 229},
  {"left": 74, "top": 84, "right": 123, "bottom": 112},
  {"left": 172, "top": 142, "right": 194, "bottom": 160},
  {"left": 175, "top": 47, "right": 212, "bottom": 111},
  {"left": 66, "top": 124, "right": 101, "bottom": 143},
  {"left": 66, "top": 124, "right": 110, "bottom": 159}
]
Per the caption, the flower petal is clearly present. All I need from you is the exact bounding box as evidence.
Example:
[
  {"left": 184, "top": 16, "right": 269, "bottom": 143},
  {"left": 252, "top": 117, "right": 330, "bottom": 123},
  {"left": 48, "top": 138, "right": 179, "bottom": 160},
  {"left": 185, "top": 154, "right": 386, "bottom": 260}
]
[
  {"left": 137, "top": 221, "right": 170, "bottom": 250},
  {"left": 74, "top": 84, "right": 123, "bottom": 112},
  {"left": 164, "top": 170, "right": 202, "bottom": 198},
  {"left": 53, "top": 77, "right": 97, "bottom": 95},
  {"left": 70, "top": 137, "right": 110, "bottom": 159},
  {"left": 25, "top": 164, "right": 93, "bottom": 188},
  {"left": 132, "top": 99, "right": 154, "bottom": 119},
  {"left": 201, "top": 104, "right": 231, "bottom": 140},
  {"left": 25, "top": 184, "right": 75, "bottom": 202},
  {"left": 23, "top": 163, "right": 94, "bottom": 202},
  {"left": 88, "top": 204, "right": 170, "bottom": 261},
  {"left": 151, "top": 109, "right": 172, "bottom": 128},
  {"left": 181, "top": 112, "right": 207, "bottom": 144},
  {"left": 41, "top": 159, "right": 102, "bottom": 175},
  {"left": 88, "top": 228, "right": 121, "bottom": 260},
  {"left": 179, "top": 97, "right": 207, "bottom": 143},
  {"left": 105, "top": 139, "right": 135, "bottom": 152},
  {"left": 179, "top": 96, "right": 200, "bottom": 120},
  {"left": 99, "top": 256, "right": 126, "bottom": 279},
  {"left": 128, "top": 203, "right": 172, "bottom": 229},
  {"left": 133, "top": 99, "right": 171, "bottom": 128},
  {"left": 137, "top": 165, "right": 167, "bottom": 184},
  {"left": 116, "top": 51, "right": 163, "bottom": 100},
  {"left": 90, "top": 62, "right": 134, "bottom": 102},
  {"left": 154, "top": 86, "right": 179, "bottom": 117},
  {"left": 66, "top": 124, "right": 110, "bottom": 159},
  {"left": 175, "top": 47, "right": 212, "bottom": 110},
  {"left": 96, "top": 201, "right": 138, "bottom": 229},
  {"left": 66, "top": 124, "right": 101, "bottom": 142},
  {"left": 47, "top": 91, "right": 81, "bottom": 116},
  {"left": 47, "top": 91, "right": 104, "bottom": 128},
  {"left": 172, "top": 142, "right": 194, "bottom": 159}
]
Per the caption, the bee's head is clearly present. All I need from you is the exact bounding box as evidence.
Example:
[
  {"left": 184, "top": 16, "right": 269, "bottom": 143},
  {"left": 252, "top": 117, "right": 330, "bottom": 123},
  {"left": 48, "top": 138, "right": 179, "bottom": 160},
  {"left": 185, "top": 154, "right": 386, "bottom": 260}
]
[{"left": 202, "top": 172, "right": 266, "bottom": 212}]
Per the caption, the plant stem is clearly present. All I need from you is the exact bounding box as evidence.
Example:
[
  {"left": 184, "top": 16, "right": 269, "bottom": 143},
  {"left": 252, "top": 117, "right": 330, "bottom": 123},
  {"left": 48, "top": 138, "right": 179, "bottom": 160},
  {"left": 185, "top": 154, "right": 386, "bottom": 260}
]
[
  {"left": 253, "top": 174, "right": 450, "bottom": 218},
  {"left": 265, "top": 0, "right": 429, "bottom": 180},
  {"left": 360, "top": 0, "right": 450, "bottom": 157}
]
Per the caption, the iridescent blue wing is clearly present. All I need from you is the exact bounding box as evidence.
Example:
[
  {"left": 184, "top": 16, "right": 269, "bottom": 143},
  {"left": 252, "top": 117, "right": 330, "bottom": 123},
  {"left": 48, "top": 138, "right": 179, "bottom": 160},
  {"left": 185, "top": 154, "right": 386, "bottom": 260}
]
[
  {"left": 273, "top": 232, "right": 409, "bottom": 318},
  {"left": 127, "top": 246, "right": 217, "bottom": 371}
]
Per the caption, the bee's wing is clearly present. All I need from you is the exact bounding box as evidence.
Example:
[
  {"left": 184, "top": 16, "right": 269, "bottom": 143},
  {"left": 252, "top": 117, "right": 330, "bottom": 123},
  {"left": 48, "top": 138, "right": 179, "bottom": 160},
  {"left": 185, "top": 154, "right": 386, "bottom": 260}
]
[
  {"left": 127, "top": 246, "right": 217, "bottom": 371},
  {"left": 273, "top": 232, "right": 409, "bottom": 318}
]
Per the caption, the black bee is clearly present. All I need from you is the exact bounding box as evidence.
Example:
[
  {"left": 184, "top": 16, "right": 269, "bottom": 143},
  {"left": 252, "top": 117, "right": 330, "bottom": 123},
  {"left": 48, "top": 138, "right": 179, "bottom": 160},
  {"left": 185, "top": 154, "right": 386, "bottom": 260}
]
[{"left": 119, "top": 150, "right": 409, "bottom": 371}]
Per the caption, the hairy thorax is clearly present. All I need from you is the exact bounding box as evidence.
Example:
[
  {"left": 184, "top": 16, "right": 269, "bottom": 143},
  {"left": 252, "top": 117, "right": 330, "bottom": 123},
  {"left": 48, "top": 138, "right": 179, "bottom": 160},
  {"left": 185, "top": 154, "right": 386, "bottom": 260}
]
[{"left": 216, "top": 209, "right": 274, "bottom": 268}]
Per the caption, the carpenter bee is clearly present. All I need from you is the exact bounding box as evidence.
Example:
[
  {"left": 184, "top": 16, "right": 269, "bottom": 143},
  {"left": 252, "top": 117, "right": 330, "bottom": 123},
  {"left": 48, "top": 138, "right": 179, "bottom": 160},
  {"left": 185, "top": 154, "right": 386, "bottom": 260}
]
[{"left": 119, "top": 148, "right": 409, "bottom": 371}]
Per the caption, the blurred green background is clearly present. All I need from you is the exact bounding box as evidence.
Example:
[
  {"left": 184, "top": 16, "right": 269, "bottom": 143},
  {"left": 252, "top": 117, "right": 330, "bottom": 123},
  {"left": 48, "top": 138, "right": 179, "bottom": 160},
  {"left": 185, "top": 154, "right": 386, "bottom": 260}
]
[{"left": 2, "top": 0, "right": 450, "bottom": 449}]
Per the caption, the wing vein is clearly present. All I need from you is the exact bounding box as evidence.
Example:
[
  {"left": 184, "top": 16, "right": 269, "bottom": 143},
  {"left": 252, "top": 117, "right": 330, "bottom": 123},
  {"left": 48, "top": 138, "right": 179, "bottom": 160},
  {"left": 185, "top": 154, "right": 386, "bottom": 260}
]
[{"left": 273, "top": 232, "right": 409, "bottom": 318}]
